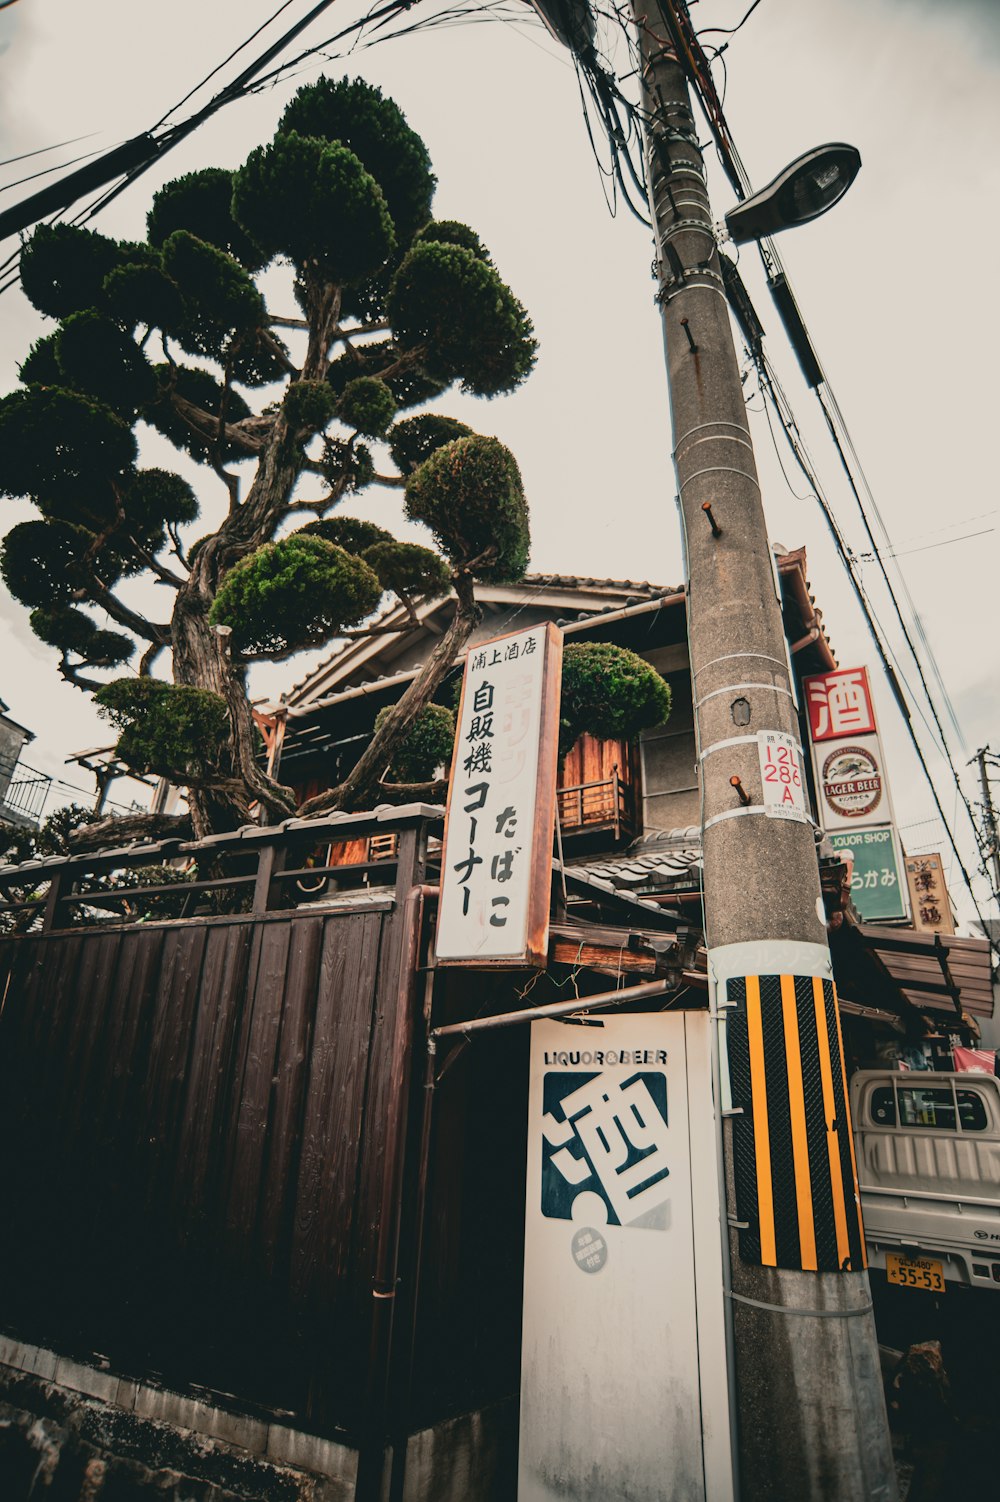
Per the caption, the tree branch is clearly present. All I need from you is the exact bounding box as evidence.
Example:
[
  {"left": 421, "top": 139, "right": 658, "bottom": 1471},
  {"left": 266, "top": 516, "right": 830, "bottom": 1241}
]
[
  {"left": 122, "top": 533, "right": 186, "bottom": 587},
  {"left": 259, "top": 328, "right": 300, "bottom": 376},
  {"left": 376, "top": 778, "right": 448, "bottom": 804},
  {"left": 171, "top": 392, "right": 271, "bottom": 455},
  {"left": 88, "top": 584, "right": 170, "bottom": 645},
  {"left": 297, "top": 571, "right": 480, "bottom": 818},
  {"left": 372, "top": 473, "right": 405, "bottom": 488},
  {"left": 58, "top": 654, "right": 105, "bottom": 693},
  {"left": 66, "top": 811, "right": 192, "bottom": 853},
  {"left": 138, "top": 640, "right": 167, "bottom": 677}
]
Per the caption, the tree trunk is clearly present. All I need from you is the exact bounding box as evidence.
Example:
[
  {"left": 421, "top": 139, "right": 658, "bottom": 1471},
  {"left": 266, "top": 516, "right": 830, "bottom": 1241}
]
[{"left": 298, "top": 572, "right": 480, "bottom": 817}]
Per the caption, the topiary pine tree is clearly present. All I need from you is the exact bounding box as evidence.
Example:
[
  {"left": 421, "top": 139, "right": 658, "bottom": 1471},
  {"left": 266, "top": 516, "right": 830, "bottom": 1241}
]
[{"left": 0, "top": 77, "right": 541, "bottom": 837}]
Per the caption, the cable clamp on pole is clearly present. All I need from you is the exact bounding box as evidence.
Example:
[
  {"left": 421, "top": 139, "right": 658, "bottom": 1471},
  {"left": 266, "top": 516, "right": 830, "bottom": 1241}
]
[{"left": 726, "top": 1291, "right": 874, "bottom": 1320}]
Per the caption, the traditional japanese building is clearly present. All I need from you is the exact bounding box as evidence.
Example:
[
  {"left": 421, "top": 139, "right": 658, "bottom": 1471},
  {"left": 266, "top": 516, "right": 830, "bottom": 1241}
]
[{"left": 0, "top": 549, "right": 992, "bottom": 1499}]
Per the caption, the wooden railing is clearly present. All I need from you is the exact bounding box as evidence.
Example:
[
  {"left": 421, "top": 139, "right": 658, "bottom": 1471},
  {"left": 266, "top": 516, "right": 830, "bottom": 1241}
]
[
  {"left": 0, "top": 807, "right": 440, "bottom": 934},
  {"left": 556, "top": 770, "right": 635, "bottom": 842}
]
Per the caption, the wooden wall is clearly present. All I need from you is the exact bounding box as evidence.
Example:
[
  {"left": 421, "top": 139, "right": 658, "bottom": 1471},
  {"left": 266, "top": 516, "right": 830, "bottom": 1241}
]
[{"left": 0, "top": 896, "right": 409, "bottom": 1441}]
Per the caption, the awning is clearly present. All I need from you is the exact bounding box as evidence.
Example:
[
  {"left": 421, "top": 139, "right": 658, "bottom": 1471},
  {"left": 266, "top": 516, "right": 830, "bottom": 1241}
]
[{"left": 852, "top": 923, "right": 994, "bottom": 1021}]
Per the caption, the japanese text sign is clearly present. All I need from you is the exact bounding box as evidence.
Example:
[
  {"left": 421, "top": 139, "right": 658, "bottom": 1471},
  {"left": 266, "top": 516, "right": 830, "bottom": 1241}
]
[
  {"left": 828, "top": 827, "right": 907, "bottom": 922},
  {"left": 904, "top": 852, "right": 955, "bottom": 935},
  {"left": 804, "top": 667, "right": 876, "bottom": 742},
  {"left": 757, "top": 730, "right": 809, "bottom": 822},
  {"left": 519, "top": 1015, "right": 734, "bottom": 1502},
  {"left": 436, "top": 622, "right": 562, "bottom": 967}
]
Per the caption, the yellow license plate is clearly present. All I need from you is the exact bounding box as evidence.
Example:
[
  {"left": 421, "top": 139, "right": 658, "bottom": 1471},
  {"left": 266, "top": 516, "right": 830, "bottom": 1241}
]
[{"left": 885, "top": 1253, "right": 946, "bottom": 1293}]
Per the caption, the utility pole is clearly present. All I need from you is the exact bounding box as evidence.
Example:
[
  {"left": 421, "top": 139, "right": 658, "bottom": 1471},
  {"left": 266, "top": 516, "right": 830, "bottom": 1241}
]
[
  {"left": 976, "top": 747, "right": 1000, "bottom": 897},
  {"left": 629, "top": 5, "right": 897, "bottom": 1498}
]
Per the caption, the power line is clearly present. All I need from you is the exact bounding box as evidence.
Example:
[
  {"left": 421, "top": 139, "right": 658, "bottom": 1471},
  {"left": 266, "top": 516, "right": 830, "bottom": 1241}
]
[
  {"left": 0, "top": 131, "right": 101, "bottom": 173},
  {"left": 626, "top": 0, "right": 994, "bottom": 934}
]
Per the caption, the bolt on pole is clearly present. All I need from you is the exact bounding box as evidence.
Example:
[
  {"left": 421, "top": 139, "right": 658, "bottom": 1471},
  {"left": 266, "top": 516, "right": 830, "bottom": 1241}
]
[{"left": 630, "top": 5, "right": 897, "bottom": 1498}]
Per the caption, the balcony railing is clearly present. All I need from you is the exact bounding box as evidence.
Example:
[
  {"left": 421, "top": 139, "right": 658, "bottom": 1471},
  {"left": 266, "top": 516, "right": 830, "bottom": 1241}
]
[
  {"left": 1, "top": 763, "right": 52, "bottom": 824},
  {"left": 557, "top": 771, "right": 635, "bottom": 842}
]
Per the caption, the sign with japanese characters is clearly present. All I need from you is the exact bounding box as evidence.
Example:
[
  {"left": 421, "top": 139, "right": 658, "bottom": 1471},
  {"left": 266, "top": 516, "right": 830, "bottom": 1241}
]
[
  {"left": 802, "top": 664, "right": 901, "bottom": 839},
  {"left": 817, "top": 736, "right": 886, "bottom": 828},
  {"left": 804, "top": 666, "right": 877, "bottom": 742},
  {"left": 904, "top": 851, "right": 955, "bottom": 935},
  {"left": 757, "top": 730, "right": 809, "bottom": 822},
  {"left": 436, "top": 622, "right": 562, "bottom": 967},
  {"left": 519, "top": 1016, "right": 734, "bottom": 1502},
  {"left": 828, "top": 826, "right": 907, "bottom": 922}
]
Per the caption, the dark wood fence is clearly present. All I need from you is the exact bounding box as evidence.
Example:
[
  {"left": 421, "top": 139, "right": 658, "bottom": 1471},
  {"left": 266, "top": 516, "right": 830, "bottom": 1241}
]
[{"left": 0, "top": 811, "right": 435, "bottom": 1444}]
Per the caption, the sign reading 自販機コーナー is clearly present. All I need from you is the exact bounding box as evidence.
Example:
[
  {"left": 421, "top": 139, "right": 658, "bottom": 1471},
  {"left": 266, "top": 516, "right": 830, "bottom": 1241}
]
[{"left": 436, "top": 622, "right": 562, "bottom": 968}]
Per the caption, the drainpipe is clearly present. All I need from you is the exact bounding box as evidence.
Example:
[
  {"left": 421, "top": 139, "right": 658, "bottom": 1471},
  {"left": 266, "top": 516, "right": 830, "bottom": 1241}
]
[{"left": 356, "top": 883, "right": 437, "bottom": 1502}]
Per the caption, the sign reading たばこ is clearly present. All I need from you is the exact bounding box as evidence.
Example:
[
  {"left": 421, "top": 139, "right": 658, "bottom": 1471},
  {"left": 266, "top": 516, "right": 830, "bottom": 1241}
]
[{"left": 436, "top": 622, "right": 561, "bottom": 967}]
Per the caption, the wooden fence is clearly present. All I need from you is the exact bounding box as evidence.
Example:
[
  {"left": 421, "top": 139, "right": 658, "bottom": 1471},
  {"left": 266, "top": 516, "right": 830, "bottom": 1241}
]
[{"left": 0, "top": 812, "right": 433, "bottom": 1443}]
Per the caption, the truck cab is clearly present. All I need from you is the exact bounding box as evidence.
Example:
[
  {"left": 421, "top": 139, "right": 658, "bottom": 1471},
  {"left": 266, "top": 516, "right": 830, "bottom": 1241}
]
[{"left": 850, "top": 1068, "right": 1000, "bottom": 1293}]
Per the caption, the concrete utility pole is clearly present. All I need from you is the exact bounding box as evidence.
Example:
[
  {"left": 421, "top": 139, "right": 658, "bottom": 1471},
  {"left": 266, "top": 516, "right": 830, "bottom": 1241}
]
[
  {"left": 630, "top": 5, "right": 897, "bottom": 1498},
  {"left": 976, "top": 747, "right": 1000, "bottom": 897}
]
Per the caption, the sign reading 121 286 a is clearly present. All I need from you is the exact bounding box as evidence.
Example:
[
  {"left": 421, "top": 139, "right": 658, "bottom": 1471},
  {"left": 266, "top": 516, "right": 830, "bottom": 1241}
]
[
  {"left": 436, "top": 623, "right": 562, "bottom": 968},
  {"left": 757, "top": 730, "right": 809, "bottom": 822}
]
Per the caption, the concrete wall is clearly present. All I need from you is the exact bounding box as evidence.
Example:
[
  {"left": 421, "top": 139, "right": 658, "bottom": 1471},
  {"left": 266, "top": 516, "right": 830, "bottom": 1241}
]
[{"left": 0, "top": 712, "right": 30, "bottom": 805}]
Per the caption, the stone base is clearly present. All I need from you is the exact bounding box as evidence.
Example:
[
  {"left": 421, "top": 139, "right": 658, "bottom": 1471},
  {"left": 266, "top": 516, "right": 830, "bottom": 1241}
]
[{"left": 0, "top": 1336, "right": 516, "bottom": 1501}]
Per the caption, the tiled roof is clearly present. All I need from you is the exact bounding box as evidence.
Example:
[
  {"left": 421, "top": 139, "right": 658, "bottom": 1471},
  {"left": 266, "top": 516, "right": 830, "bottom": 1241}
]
[
  {"left": 283, "top": 573, "right": 678, "bottom": 703},
  {"left": 567, "top": 830, "right": 702, "bottom": 896}
]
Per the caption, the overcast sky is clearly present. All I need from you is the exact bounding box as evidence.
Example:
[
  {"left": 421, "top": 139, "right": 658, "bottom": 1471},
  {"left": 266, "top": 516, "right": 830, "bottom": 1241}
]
[{"left": 0, "top": 0, "right": 997, "bottom": 926}]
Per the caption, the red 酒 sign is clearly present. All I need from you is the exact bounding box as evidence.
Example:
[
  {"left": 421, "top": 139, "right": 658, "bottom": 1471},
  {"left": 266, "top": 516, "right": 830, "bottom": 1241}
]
[{"left": 804, "top": 667, "right": 876, "bottom": 743}]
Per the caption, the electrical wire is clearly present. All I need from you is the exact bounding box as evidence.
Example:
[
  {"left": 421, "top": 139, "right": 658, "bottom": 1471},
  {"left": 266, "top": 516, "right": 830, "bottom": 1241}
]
[
  {"left": 149, "top": 0, "right": 304, "bottom": 130},
  {"left": 751, "top": 345, "right": 993, "bottom": 937},
  {"left": 624, "top": 0, "right": 996, "bottom": 934},
  {"left": 696, "top": 0, "right": 765, "bottom": 40},
  {"left": 0, "top": 132, "right": 101, "bottom": 173},
  {"left": 0, "top": 142, "right": 124, "bottom": 195}
]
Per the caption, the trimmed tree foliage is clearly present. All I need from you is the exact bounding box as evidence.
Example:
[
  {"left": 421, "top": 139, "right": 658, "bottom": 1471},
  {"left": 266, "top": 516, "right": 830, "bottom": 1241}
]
[
  {"left": 0, "top": 76, "right": 540, "bottom": 835},
  {"left": 209, "top": 535, "right": 383, "bottom": 657},
  {"left": 559, "top": 643, "right": 672, "bottom": 757},
  {"left": 374, "top": 702, "right": 455, "bottom": 782},
  {"left": 1, "top": 74, "right": 665, "bottom": 842},
  {"left": 405, "top": 435, "right": 530, "bottom": 581}
]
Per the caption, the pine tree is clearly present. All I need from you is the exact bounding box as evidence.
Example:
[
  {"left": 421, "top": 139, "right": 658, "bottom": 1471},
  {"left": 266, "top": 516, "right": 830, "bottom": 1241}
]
[{"left": 1, "top": 76, "right": 669, "bottom": 840}]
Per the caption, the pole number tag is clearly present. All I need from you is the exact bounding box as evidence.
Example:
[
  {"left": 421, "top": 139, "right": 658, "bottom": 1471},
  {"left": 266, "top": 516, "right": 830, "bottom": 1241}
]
[{"left": 757, "top": 730, "right": 809, "bottom": 822}]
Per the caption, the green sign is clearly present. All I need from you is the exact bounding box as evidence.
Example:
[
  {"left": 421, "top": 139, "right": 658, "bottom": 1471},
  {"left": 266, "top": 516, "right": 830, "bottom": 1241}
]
[{"left": 829, "top": 826, "right": 907, "bottom": 922}]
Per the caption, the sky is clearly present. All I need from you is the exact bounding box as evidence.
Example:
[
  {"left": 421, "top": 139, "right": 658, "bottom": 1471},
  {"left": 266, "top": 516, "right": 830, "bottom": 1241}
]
[{"left": 0, "top": 0, "right": 997, "bottom": 928}]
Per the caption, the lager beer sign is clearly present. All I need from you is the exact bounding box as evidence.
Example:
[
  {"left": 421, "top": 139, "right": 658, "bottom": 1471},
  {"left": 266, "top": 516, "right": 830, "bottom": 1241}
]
[
  {"left": 818, "top": 739, "right": 885, "bottom": 827},
  {"left": 804, "top": 667, "right": 903, "bottom": 843}
]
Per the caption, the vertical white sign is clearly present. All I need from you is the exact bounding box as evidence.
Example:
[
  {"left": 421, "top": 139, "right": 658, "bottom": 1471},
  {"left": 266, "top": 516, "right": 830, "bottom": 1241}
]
[
  {"left": 519, "top": 1014, "right": 734, "bottom": 1502},
  {"left": 436, "top": 623, "right": 561, "bottom": 967},
  {"left": 757, "top": 729, "right": 809, "bottom": 822}
]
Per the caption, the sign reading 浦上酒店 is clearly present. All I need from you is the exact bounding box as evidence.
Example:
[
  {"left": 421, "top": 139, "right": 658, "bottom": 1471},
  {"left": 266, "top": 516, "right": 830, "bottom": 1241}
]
[{"left": 436, "top": 622, "right": 562, "bottom": 967}]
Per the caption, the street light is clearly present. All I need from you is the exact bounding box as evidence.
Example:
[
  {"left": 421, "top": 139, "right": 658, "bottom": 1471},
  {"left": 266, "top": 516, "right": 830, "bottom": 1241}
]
[{"left": 722, "top": 143, "right": 861, "bottom": 244}]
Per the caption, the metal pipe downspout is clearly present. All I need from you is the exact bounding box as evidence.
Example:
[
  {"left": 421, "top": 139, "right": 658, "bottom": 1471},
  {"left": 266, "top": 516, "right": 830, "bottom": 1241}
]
[{"left": 356, "top": 882, "right": 438, "bottom": 1502}]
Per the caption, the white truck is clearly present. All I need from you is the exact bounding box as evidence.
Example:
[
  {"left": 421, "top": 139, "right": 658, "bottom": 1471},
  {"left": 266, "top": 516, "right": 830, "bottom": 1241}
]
[{"left": 850, "top": 1068, "right": 1000, "bottom": 1294}]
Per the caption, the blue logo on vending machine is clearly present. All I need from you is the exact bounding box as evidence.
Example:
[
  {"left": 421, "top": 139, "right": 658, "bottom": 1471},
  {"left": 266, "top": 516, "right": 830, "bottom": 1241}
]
[{"left": 541, "top": 1071, "right": 671, "bottom": 1231}]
